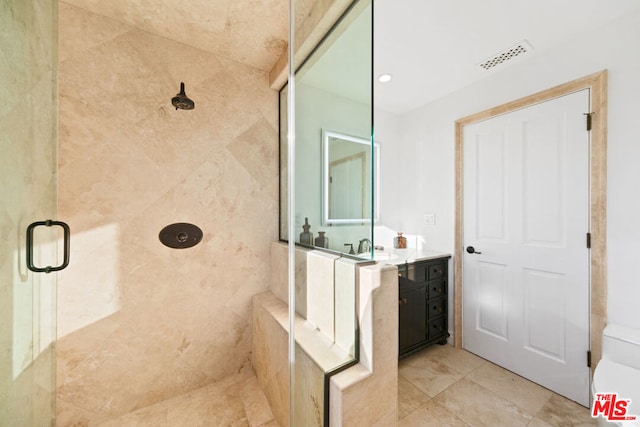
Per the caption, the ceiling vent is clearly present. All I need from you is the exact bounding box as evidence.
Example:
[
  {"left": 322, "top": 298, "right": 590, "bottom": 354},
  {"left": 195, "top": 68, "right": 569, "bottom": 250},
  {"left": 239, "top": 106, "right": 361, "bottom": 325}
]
[{"left": 478, "top": 40, "right": 533, "bottom": 70}]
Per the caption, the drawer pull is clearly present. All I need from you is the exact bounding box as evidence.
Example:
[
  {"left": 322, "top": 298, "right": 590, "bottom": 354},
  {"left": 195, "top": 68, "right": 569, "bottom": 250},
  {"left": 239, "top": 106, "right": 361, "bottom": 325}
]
[{"left": 399, "top": 298, "right": 408, "bottom": 305}]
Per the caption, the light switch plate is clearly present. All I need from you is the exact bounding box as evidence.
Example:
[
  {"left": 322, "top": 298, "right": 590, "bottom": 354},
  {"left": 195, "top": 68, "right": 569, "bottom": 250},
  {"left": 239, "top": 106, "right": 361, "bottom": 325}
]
[{"left": 423, "top": 212, "right": 435, "bottom": 225}]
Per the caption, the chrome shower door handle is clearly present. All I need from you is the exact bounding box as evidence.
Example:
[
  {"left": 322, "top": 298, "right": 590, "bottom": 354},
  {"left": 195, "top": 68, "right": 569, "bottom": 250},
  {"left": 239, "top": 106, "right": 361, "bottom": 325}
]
[{"left": 26, "top": 220, "right": 70, "bottom": 273}]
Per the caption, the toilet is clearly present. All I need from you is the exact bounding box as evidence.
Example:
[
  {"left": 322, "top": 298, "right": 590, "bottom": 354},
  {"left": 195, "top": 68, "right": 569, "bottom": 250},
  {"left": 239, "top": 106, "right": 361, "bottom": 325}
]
[{"left": 592, "top": 324, "right": 640, "bottom": 426}]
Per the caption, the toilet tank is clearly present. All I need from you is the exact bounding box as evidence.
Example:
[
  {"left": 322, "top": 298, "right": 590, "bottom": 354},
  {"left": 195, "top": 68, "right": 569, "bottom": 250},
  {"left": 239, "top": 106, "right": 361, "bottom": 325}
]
[{"left": 602, "top": 324, "right": 640, "bottom": 370}]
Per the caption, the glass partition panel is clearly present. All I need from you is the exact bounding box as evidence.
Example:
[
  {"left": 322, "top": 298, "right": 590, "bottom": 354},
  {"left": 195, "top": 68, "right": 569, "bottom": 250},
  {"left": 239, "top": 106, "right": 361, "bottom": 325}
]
[
  {"left": 285, "top": 0, "right": 372, "bottom": 425},
  {"left": 0, "top": 0, "right": 59, "bottom": 425},
  {"left": 283, "top": 0, "right": 374, "bottom": 257}
]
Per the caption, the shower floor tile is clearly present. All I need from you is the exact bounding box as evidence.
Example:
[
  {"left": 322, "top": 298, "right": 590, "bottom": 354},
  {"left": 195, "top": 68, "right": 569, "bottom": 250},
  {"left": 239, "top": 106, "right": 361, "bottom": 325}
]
[{"left": 96, "top": 370, "right": 277, "bottom": 427}]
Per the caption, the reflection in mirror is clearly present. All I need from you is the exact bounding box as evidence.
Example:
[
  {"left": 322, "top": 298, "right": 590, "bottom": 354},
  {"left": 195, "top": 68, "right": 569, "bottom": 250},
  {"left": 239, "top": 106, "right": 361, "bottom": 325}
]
[{"left": 322, "top": 130, "right": 379, "bottom": 225}]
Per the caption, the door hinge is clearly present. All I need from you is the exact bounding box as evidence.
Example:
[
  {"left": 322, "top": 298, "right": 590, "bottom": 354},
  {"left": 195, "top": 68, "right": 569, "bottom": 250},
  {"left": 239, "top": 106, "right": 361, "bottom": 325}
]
[
  {"left": 586, "top": 232, "right": 591, "bottom": 249},
  {"left": 584, "top": 112, "right": 595, "bottom": 131},
  {"left": 587, "top": 350, "right": 592, "bottom": 368}
]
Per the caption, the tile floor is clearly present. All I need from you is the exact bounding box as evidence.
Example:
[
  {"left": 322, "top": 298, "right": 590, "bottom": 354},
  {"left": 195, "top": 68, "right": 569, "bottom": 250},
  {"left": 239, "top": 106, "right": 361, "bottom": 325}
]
[
  {"left": 94, "top": 369, "right": 277, "bottom": 427},
  {"left": 398, "top": 344, "right": 596, "bottom": 427},
  {"left": 91, "top": 344, "right": 595, "bottom": 427}
]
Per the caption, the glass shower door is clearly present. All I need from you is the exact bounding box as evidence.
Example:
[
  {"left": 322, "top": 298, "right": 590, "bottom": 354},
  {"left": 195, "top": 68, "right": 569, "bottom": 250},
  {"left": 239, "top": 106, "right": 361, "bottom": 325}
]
[
  {"left": 0, "top": 0, "right": 59, "bottom": 425},
  {"left": 283, "top": 0, "right": 372, "bottom": 424}
]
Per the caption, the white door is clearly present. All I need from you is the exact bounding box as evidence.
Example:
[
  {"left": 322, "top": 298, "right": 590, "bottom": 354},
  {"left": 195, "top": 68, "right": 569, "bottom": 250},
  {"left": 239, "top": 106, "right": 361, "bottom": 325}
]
[
  {"left": 329, "top": 155, "right": 364, "bottom": 219},
  {"left": 462, "top": 89, "right": 591, "bottom": 406}
]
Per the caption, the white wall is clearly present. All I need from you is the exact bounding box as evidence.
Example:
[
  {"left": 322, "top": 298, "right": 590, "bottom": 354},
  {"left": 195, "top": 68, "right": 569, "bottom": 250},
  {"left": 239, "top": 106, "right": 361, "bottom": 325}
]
[
  {"left": 374, "top": 109, "right": 401, "bottom": 230},
  {"left": 377, "top": 10, "right": 640, "bottom": 329}
]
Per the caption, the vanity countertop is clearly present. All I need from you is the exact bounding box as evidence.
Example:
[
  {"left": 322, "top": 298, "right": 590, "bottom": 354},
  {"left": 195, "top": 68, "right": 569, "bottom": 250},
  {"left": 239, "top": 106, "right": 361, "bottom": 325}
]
[{"left": 378, "top": 248, "right": 451, "bottom": 265}]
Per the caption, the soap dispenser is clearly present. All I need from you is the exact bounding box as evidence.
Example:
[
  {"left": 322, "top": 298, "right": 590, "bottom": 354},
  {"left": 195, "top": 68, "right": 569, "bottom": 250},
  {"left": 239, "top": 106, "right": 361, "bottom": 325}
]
[
  {"left": 299, "top": 217, "right": 313, "bottom": 245},
  {"left": 315, "top": 231, "right": 328, "bottom": 248}
]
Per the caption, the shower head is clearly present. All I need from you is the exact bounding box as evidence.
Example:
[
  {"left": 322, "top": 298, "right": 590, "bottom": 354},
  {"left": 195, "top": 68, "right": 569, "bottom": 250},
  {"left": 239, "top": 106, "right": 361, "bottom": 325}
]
[{"left": 171, "top": 82, "right": 195, "bottom": 110}]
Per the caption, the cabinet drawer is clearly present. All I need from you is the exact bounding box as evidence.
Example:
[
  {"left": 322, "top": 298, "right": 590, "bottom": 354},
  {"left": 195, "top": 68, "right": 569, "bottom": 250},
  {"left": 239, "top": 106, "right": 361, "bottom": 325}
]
[
  {"left": 427, "top": 263, "right": 446, "bottom": 280},
  {"left": 427, "top": 317, "right": 447, "bottom": 340},
  {"left": 428, "top": 280, "right": 446, "bottom": 299},
  {"left": 428, "top": 297, "right": 446, "bottom": 319}
]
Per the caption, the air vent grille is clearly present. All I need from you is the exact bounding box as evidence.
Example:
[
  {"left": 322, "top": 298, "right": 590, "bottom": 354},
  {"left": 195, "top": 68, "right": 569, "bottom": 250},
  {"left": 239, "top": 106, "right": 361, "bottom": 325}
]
[{"left": 479, "top": 41, "right": 533, "bottom": 70}]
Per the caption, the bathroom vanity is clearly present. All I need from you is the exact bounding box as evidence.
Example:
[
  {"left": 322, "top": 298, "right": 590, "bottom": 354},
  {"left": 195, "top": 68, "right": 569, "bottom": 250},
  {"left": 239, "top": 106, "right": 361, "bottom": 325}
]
[{"left": 395, "top": 253, "right": 451, "bottom": 358}]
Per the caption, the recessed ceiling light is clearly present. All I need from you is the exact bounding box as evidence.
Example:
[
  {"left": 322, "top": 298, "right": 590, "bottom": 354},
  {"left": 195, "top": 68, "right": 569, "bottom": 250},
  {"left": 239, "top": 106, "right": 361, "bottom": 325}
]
[{"left": 378, "top": 73, "right": 392, "bottom": 83}]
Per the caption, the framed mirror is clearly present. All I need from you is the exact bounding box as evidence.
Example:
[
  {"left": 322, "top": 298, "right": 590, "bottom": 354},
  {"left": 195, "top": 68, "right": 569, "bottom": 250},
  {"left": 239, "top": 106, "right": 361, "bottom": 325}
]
[{"left": 322, "top": 130, "right": 379, "bottom": 225}]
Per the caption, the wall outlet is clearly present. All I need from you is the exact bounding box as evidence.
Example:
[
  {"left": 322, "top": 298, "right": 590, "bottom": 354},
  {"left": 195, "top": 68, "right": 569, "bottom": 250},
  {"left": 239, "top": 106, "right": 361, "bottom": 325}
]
[{"left": 423, "top": 212, "right": 435, "bottom": 225}]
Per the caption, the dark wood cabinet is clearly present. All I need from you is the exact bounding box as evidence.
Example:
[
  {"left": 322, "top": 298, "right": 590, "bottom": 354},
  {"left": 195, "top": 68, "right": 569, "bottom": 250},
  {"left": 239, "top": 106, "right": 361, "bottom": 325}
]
[
  {"left": 399, "top": 286, "right": 426, "bottom": 351},
  {"left": 398, "top": 256, "right": 450, "bottom": 358}
]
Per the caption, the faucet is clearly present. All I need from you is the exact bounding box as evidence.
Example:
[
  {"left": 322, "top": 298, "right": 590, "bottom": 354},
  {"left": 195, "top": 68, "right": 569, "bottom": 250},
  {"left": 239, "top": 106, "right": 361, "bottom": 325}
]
[
  {"left": 357, "top": 238, "right": 372, "bottom": 254},
  {"left": 344, "top": 243, "right": 356, "bottom": 255}
]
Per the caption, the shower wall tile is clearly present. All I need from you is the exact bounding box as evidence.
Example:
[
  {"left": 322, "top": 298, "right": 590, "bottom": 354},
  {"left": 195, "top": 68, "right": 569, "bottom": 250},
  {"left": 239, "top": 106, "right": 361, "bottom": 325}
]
[
  {"left": 306, "top": 250, "right": 341, "bottom": 341},
  {"left": 57, "top": 4, "right": 279, "bottom": 423},
  {"left": 227, "top": 118, "right": 280, "bottom": 189},
  {"left": 330, "top": 264, "right": 399, "bottom": 426},
  {"left": 334, "top": 257, "right": 357, "bottom": 354},
  {"left": 252, "top": 292, "right": 290, "bottom": 426},
  {"left": 269, "top": 241, "right": 309, "bottom": 318},
  {"left": 62, "top": 0, "right": 288, "bottom": 72},
  {"left": 58, "top": 2, "right": 130, "bottom": 63}
]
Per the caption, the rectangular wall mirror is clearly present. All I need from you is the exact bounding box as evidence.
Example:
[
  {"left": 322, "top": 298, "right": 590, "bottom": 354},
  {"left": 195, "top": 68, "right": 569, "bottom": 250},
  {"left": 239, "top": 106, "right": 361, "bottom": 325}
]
[{"left": 322, "top": 130, "right": 379, "bottom": 225}]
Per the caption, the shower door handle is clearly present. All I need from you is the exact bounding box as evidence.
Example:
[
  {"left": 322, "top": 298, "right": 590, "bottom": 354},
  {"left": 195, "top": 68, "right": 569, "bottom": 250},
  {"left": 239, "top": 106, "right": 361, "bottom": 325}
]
[{"left": 26, "top": 220, "right": 70, "bottom": 273}]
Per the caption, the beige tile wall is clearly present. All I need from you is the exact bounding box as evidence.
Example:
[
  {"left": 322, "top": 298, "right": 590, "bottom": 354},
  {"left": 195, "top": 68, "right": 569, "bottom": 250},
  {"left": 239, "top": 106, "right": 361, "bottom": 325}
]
[
  {"left": 56, "top": 3, "right": 279, "bottom": 424},
  {"left": 252, "top": 291, "right": 328, "bottom": 427},
  {"left": 306, "top": 251, "right": 340, "bottom": 341},
  {"left": 252, "top": 291, "right": 290, "bottom": 426},
  {"left": 330, "top": 263, "right": 399, "bottom": 426},
  {"left": 269, "top": 241, "right": 309, "bottom": 317},
  {"left": 256, "top": 244, "right": 398, "bottom": 427}
]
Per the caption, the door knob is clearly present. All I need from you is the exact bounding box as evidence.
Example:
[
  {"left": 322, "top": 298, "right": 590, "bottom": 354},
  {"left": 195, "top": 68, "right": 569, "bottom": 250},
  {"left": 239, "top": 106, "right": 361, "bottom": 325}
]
[{"left": 466, "top": 246, "right": 482, "bottom": 254}]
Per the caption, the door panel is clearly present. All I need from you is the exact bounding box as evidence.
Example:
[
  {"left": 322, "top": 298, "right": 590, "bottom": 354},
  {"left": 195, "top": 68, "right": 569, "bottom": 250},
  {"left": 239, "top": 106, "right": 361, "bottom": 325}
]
[
  {"left": 523, "top": 268, "right": 565, "bottom": 360},
  {"left": 474, "top": 132, "right": 507, "bottom": 241},
  {"left": 463, "top": 89, "right": 590, "bottom": 406},
  {"left": 522, "top": 117, "right": 565, "bottom": 245},
  {"left": 474, "top": 261, "right": 509, "bottom": 340}
]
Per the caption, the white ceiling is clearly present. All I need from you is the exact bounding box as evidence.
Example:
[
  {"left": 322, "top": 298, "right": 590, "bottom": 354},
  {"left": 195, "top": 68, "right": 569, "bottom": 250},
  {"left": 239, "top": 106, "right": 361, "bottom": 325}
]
[
  {"left": 304, "top": 0, "right": 640, "bottom": 115},
  {"left": 375, "top": 0, "right": 640, "bottom": 114}
]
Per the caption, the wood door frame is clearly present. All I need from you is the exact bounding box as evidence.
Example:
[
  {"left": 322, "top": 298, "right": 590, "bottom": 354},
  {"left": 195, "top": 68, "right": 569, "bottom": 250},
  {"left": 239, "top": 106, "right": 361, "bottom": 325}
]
[{"left": 454, "top": 70, "right": 608, "bottom": 372}]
